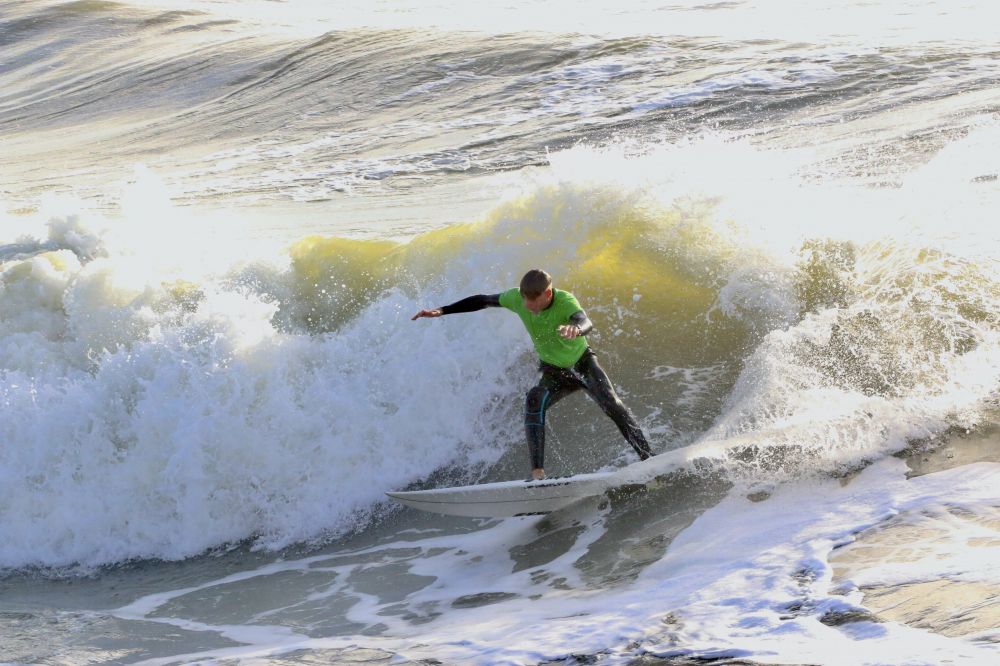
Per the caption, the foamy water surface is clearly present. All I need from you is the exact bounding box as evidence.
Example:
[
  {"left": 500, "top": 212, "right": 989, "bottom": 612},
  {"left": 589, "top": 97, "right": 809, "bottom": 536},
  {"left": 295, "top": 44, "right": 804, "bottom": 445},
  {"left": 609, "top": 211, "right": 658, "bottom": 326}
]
[{"left": 2, "top": 1, "right": 1000, "bottom": 664}]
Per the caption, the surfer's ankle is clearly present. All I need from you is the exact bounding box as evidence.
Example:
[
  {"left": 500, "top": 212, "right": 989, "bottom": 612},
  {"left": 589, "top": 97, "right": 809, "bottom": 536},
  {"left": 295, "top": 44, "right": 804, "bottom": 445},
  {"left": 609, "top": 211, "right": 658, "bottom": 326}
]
[{"left": 531, "top": 468, "right": 546, "bottom": 480}]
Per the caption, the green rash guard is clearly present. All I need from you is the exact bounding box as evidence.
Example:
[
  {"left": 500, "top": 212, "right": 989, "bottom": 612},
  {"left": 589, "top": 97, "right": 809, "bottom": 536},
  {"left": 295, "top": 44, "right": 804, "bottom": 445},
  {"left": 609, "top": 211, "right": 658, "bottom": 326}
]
[{"left": 499, "top": 287, "right": 589, "bottom": 368}]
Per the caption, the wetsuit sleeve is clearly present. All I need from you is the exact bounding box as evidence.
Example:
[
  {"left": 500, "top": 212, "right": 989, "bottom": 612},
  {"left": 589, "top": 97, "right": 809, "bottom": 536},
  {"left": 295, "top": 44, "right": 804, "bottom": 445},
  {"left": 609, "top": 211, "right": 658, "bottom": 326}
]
[
  {"left": 439, "top": 293, "right": 502, "bottom": 315},
  {"left": 569, "top": 310, "right": 593, "bottom": 335}
]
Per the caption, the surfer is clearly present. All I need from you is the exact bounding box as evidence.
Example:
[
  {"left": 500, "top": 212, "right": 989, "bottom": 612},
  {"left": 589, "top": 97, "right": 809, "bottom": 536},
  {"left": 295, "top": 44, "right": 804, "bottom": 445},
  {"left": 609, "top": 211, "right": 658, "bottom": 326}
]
[{"left": 412, "top": 269, "right": 653, "bottom": 480}]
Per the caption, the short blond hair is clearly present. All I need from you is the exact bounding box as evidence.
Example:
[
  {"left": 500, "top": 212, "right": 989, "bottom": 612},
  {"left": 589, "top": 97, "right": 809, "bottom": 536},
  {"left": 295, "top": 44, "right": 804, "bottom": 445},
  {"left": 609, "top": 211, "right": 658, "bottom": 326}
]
[{"left": 519, "top": 269, "right": 552, "bottom": 299}]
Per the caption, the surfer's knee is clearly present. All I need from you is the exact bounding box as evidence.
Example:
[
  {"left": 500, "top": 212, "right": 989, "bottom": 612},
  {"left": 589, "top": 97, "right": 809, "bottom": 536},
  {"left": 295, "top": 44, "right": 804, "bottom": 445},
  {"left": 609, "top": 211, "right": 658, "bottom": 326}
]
[
  {"left": 525, "top": 386, "right": 550, "bottom": 426},
  {"left": 526, "top": 385, "right": 547, "bottom": 405},
  {"left": 595, "top": 390, "right": 627, "bottom": 418}
]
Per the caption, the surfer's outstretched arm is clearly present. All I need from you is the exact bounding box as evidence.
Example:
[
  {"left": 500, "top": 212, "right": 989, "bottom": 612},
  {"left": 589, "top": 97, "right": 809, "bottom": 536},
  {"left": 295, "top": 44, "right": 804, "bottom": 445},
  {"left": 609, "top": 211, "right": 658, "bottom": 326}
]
[{"left": 411, "top": 294, "right": 501, "bottom": 320}]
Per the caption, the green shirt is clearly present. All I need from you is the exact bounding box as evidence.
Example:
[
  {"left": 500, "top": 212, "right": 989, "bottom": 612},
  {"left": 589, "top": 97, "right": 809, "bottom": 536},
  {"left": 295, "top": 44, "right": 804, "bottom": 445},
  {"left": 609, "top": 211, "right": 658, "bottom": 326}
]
[{"left": 499, "top": 288, "right": 589, "bottom": 368}]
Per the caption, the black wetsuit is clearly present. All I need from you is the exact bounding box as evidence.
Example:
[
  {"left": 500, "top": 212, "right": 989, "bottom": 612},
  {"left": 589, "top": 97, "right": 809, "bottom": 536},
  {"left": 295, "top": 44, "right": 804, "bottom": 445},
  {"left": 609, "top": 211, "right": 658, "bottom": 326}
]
[{"left": 439, "top": 293, "right": 653, "bottom": 469}]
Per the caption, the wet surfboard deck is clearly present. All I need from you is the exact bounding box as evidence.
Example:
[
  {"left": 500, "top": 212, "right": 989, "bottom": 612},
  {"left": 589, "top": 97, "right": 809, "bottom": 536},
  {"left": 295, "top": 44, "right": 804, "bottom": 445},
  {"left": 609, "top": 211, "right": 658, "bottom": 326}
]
[{"left": 385, "top": 470, "right": 617, "bottom": 517}]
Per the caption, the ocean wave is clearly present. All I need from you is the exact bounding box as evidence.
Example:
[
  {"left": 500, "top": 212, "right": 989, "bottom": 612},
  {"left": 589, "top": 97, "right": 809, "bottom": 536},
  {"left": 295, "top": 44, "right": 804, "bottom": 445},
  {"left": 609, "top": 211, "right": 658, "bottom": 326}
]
[
  {"left": 5, "top": 0, "right": 1000, "bottom": 209},
  {"left": 2, "top": 139, "right": 998, "bottom": 571}
]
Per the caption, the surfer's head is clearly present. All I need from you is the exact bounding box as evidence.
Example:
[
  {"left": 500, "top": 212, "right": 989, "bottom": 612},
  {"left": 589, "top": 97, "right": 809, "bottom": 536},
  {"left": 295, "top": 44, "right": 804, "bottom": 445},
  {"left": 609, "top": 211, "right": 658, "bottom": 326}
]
[{"left": 520, "top": 269, "right": 553, "bottom": 314}]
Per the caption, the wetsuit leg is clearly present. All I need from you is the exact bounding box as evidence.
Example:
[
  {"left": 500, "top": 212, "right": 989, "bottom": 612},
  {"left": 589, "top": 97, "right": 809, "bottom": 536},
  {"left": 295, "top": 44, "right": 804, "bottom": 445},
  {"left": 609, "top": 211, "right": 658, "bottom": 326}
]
[
  {"left": 575, "top": 350, "right": 653, "bottom": 460},
  {"left": 525, "top": 365, "right": 584, "bottom": 470}
]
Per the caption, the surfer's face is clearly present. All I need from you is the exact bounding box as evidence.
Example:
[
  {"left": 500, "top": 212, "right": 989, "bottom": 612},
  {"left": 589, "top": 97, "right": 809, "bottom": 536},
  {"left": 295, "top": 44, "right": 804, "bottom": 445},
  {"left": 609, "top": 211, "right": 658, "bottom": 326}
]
[{"left": 523, "top": 288, "right": 553, "bottom": 314}]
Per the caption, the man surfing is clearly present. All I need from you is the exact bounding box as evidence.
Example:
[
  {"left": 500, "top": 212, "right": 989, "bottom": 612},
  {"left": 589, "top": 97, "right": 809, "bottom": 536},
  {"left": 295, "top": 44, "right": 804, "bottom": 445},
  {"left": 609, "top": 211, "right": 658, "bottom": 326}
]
[{"left": 412, "top": 269, "right": 653, "bottom": 480}]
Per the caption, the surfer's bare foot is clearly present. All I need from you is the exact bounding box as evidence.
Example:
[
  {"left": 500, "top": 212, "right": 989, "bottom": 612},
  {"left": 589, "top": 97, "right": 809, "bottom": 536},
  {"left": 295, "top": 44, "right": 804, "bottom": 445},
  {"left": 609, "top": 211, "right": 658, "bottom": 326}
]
[{"left": 531, "top": 468, "right": 545, "bottom": 480}]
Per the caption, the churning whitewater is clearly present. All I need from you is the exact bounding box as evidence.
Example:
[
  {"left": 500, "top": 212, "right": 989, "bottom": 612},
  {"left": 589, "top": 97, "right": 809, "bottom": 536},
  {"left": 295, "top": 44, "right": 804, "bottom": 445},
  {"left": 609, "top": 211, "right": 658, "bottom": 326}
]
[{"left": 2, "top": 1, "right": 1000, "bottom": 664}]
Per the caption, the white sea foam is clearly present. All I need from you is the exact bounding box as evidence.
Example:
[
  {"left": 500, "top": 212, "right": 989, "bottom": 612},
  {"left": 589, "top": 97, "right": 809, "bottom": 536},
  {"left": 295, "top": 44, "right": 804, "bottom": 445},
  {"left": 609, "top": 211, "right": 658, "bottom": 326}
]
[
  {"left": 630, "top": 67, "right": 838, "bottom": 113},
  {"left": 105, "top": 459, "right": 1000, "bottom": 665},
  {"left": 0, "top": 278, "right": 528, "bottom": 568},
  {"left": 0, "top": 208, "right": 530, "bottom": 569}
]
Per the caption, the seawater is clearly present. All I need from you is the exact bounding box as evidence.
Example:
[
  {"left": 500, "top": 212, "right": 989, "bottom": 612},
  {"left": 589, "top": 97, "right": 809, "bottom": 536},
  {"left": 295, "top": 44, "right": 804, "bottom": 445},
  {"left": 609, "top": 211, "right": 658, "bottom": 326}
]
[{"left": 2, "top": 1, "right": 999, "bottom": 664}]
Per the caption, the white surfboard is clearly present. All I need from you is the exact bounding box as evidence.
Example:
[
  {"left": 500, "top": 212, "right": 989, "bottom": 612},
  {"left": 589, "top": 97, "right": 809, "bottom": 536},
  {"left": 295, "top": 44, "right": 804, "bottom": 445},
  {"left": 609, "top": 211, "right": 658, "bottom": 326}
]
[{"left": 385, "top": 470, "right": 617, "bottom": 518}]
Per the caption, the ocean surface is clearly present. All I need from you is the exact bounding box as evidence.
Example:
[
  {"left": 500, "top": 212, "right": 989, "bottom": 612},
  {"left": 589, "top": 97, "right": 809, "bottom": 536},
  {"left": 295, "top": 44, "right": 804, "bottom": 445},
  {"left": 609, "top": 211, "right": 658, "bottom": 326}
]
[{"left": 2, "top": 1, "right": 1000, "bottom": 664}]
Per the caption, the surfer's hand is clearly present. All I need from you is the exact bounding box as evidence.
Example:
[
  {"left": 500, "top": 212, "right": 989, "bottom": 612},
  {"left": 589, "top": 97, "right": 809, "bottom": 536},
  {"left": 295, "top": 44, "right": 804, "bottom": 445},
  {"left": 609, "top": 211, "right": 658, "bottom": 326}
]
[
  {"left": 411, "top": 308, "right": 443, "bottom": 320},
  {"left": 558, "top": 324, "right": 581, "bottom": 339}
]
